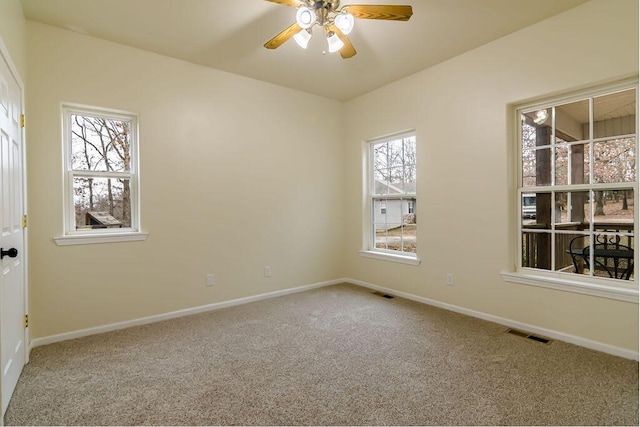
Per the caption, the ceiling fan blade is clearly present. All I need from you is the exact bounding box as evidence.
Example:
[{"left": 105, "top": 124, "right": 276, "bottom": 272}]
[
  {"left": 264, "top": 0, "right": 303, "bottom": 7},
  {"left": 342, "top": 5, "right": 413, "bottom": 21},
  {"left": 264, "top": 22, "right": 302, "bottom": 49},
  {"left": 328, "top": 24, "right": 357, "bottom": 59}
]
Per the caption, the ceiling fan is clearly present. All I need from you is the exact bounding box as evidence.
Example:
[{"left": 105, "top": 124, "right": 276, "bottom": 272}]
[{"left": 263, "top": 0, "right": 413, "bottom": 59}]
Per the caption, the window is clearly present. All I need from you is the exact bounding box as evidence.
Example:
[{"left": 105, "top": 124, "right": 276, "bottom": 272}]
[
  {"left": 56, "top": 104, "right": 145, "bottom": 245},
  {"left": 512, "top": 82, "right": 638, "bottom": 298},
  {"left": 364, "top": 132, "right": 417, "bottom": 262}
]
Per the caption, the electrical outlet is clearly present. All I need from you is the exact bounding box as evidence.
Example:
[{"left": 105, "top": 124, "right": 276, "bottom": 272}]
[
  {"left": 446, "top": 273, "right": 454, "bottom": 286},
  {"left": 206, "top": 273, "right": 215, "bottom": 287},
  {"left": 264, "top": 265, "right": 272, "bottom": 278}
]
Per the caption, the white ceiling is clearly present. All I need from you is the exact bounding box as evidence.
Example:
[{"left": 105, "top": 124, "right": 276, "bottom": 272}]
[{"left": 20, "top": 0, "right": 589, "bottom": 101}]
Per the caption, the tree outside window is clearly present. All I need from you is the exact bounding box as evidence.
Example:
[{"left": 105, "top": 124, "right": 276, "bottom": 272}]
[
  {"left": 370, "top": 133, "right": 417, "bottom": 255},
  {"left": 63, "top": 105, "right": 139, "bottom": 234}
]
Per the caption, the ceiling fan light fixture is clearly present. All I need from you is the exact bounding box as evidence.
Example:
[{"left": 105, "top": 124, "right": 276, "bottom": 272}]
[
  {"left": 335, "top": 13, "right": 354, "bottom": 35},
  {"left": 264, "top": 1, "right": 414, "bottom": 59},
  {"left": 293, "top": 28, "right": 312, "bottom": 49},
  {"left": 326, "top": 31, "right": 344, "bottom": 53},
  {"left": 296, "top": 6, "right": 316, "bottom": 29},
  {"left": 533, "top": 109, "right": 549, "bottom": 125}
]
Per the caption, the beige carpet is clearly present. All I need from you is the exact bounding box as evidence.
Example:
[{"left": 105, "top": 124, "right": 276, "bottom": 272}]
[{"left": 4, "top": 283, "right": 639, "bottom": 425}]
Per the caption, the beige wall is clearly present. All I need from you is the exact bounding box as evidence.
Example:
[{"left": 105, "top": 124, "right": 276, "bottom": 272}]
[
  {"left": 26, "top": 22, "right": 345, "bottom": 338},
  {"left": 343, "top": 0, "right": 639, "bottom": 352},
  {"left": 0, "top": 0, "right": 26, "bottom": 79},
  {"left": 22, "top": 0, "right": 640, "bottom": 353}
]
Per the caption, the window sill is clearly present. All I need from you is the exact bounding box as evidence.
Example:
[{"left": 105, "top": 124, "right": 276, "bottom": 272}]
[
  {"left": 54, "top": 232, "right": 149, "bottom": 246},
  {"left": 501, "top": 271, "right": 638, "bottom": 303},
  {"left": 359, "top": 250, "right": 421, "bottom": 266}
]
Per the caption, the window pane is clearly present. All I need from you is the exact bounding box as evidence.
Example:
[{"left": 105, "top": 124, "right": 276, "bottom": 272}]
[
  {"left": 593, "top": 89, "right": 636, "bottom": 139},
  {"left": 593, "top": 137, "right": 636, "bottom": 183},
  {"left": 374, "top": 198, "right": 404, "bottom": 228},
  {"left": 71, "top": 114, "right": 132, "bottom": 172},
  {"left": 374, "top": 223, "right": 417, "bottom": 253},
  {"left": 373, "top": 137, "right": 416, "bottom": 196},
  {"left": 73, "top": 177, "right": 131, "bottom": 229},
  {"left": 404, "top": 137, "right": 416, "bottom": 193},
  {"left": 404, "top": 137, "right": 416, "bottom": 166},
  {"left": 521, "top": 193, "right": 537, "bottom": 222},
  {"left": 522, "top": 231, "right": 551, "bottom": 270},
  {"left": 566, "top": 234, "right": 599, "bottom": 278},
  {"left": 373, "top": 197, "right": 417, "bottom": 253},
  {"left": 375, "top": 223, "right": 401, "bottom": 250},
  {"left": 373, "top": 198, "right": 391, "bottom": 228},
  {"left": 555, "top": 99, "right": 589, "bottom": 142},
  {"left": 373, "top": 176, "right": 389, "bottom": 195},
  {"left": 568, "top": 143, "right": 590, "bottom": 185},
  {"left": 522, "top": 109, "right": 552, "bottom": 139},
  {"left": 570, "top": 233, "right": 634, "bottom": 280},
  {"left": 555, "top": 191, "right": 590, "bottom": 225},
  {"left": 535, "top": 148, "right": 552, "bottom": 186},
  {"left": 555, "top": 145, "right": 568, "bottom": 186},
  {"left": 521, "top": 192, "right": 553, "bottom": 230},
  {"left": 404, "top": 164, "right": 416, "bottom": 193},
  {"left": 558, "top": 233, "right": 589, "bottom": 274},
  {"left": 522, "top": 149, "right": 536, "bottom": 187},
  {"left": 388, "top": 139, "right": 404, "bottom": 168},
  {"left": 402, "top": 198, "right": 416, "bottom": 253},
  {"left": 522, "top": 148, "right": 552, "bottom": 187},
  {"left": 388, "top": 167, "right": 404, "bottom": 192},
  {"left": 593, "top": 188, "right": 634, "bottom": 231},
  {"left": 401, "top": 224, "right": 417, "bottom": 253},
  {"left": 593, "top": 233, "right": 634, "bottom": 280},
  {"left": 373, "top": 143, "right": 388, "bottom": 171},
  {"left": 521, "top": 120, "right": 537, "bottom": 150}
]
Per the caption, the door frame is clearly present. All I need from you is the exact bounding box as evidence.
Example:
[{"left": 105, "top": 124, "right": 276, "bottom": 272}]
[{"left": 0, "top": 35, "right": 29, "bottom": 369}]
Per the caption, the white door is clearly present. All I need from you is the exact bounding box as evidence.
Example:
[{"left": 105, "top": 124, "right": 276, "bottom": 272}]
[{"left": 0, "top": 43, "right": 25, "bottom": 416}]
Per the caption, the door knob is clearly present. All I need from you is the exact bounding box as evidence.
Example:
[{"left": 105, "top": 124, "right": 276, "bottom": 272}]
[{"left": 0, "top": 248, "right": 18, "bottom": 259}]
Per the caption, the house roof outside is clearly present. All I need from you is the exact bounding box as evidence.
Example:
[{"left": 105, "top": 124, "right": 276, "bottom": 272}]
[{"left": 374, "top": 179, "right": 416, "bottom": 196}]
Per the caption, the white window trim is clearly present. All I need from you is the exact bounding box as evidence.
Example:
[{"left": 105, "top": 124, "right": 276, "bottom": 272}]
[
  {"left": 54, "top": 231, "right": 148, "bottom": 246},
  {"left": 359, "top": 249, "right": 421, "bottom": 266},
  {"left": 501, "top": 271, "right": 638, "bottom": 303},
  {"left": 506, "top": 79, "right": 638, "bottom": 302},
  {"left": 362, "top": 130, "right": 420, "bottom": 265},
  {"left": 57, "top": 103, "right": 146, "bottom": 245}
]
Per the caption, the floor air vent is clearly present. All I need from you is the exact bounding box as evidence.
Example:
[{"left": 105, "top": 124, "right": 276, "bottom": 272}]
[
  {"left": 506, "top": 328, "right": 551, "bottom": 344},
  {"left": 372, "top": 291, "right": 395, "bottom": 299}
]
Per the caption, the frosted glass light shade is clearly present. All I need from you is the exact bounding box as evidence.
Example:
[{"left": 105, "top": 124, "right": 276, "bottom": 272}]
[
  {"left": 327, "top": 32, "right": 344, "bottom": 53},
  {"left": 335, "top": 13, "right": 354, "bottom": 35},
  {"left": 296, "top": 7, "right": 315, "bottom": 29},
  {"left": 294, "top": 29, "right": 312, "bottom": 49},
  {"left": 533, "top": 109, "right": 549, "bottom": 125}
]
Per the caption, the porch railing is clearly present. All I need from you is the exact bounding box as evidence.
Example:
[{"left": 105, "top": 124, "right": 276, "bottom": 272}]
[{"left": 522, "top": 221, "right": 634, "bottom": 273}]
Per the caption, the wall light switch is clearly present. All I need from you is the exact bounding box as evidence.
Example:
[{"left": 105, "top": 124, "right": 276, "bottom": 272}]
[
  {"left": 446, "top": 273, "right": 454, "bottom": 286},
  {"left": 206, "top": 273, "right": 215, "bottom": 287}
]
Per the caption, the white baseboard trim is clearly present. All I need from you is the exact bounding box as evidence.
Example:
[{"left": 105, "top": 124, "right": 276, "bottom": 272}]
[
  {"left": 30, "top": 277, "right": 638, "bottom": 361},
  {"left": 29, "top": 278, "right": 342, "bottom": 351},
  {"left": 344, "top": 278, "right": 639, "bottom": 361}
]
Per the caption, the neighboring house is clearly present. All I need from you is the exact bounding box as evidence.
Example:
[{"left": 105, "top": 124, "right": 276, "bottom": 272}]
[{"left": 373, "top": 179, "right": 416, "bottom": 230}]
